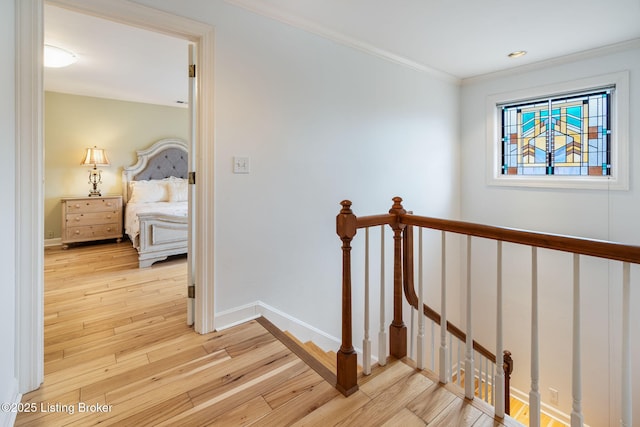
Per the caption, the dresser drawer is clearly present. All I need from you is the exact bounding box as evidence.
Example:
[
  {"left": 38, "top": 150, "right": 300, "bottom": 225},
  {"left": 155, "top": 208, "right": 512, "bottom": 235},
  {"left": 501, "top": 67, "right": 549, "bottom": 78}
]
[
  {"left": 66, "top": 211, "right": 120, "bottom": 227},
  {"left": 66, "top": 223, "right": 122, "bottom": 241},
  {"left": 61, "top": 195, "right": 123, "bottom": 248},
  {"left": 65, "top": 198, "right": 122, "bottom": 214}
]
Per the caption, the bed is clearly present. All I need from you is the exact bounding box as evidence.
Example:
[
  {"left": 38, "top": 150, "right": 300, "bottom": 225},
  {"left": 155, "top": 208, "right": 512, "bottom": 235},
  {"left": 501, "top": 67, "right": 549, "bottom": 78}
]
[{"left": 122, "top": 138, "right": 189, "bottom": 268}]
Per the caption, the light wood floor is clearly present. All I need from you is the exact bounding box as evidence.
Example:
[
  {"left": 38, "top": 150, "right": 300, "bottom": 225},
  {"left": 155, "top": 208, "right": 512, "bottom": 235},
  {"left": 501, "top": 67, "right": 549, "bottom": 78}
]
[{"left": 17, "top": 241, "right": 535, "bottom": 426}]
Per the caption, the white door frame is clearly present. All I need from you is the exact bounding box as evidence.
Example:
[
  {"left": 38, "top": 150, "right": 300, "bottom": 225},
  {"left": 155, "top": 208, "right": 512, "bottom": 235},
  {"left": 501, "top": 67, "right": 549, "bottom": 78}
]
[{"left": 15, "top": 0, "right": 216, "bottom": 393}]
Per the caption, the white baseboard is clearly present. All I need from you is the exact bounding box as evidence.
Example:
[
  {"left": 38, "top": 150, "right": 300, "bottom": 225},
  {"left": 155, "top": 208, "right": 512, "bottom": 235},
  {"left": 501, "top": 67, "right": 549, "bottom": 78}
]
[
  {"left": 214, "top": 300, "right": 344, "bottom": 357},
  {"left": 214, "top": 301, "right": 262, "bottom": 331},
  {"left": 44, "top": 237, "right": 62, "bottom": 247},
  {"left": 0, "top": 378, "right": 20, "bottom": 427}
]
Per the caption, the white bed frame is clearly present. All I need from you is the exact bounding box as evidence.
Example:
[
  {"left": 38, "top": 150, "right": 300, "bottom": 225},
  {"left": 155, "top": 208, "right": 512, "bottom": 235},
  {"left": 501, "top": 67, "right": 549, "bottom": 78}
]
[{"left": 122, "top": 138, "right": 189, "bottom": 268}]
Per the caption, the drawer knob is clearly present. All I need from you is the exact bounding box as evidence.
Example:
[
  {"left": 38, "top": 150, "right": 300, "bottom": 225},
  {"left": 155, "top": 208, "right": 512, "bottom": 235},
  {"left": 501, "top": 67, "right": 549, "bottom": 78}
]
[
  {"left": 107, "top": 227, "right": 112, "bottom": 232},
  {"left": 74, "top": 230, "right": 80, "bottom": 235},
  {"left": 75, "top": 217, "right": 81, "bottom": 222},
  {"left": 74, "top": 204, "right": 81, "bottom": 208},
  {"left": 106, "top": 215, "right": 112, "bottom": 219}
]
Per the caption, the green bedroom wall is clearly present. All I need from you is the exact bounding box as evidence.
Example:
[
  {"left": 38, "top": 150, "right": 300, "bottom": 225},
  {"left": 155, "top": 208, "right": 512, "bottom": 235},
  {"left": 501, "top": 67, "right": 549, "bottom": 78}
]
[{"left": 44, "top": 91, "right": 188, "bottom": 241}]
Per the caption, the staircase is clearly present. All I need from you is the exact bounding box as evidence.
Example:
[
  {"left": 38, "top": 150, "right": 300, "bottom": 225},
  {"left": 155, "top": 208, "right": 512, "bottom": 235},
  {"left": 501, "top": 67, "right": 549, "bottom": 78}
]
[
  {"left": 334, "top": 197, "right": 638, "bottom": 427},
  {"left": 279, "top": 327, "right": 525, "bottom": 426},
  {"left": 284, "top": 329, "right": 572, "bottom": 426}
]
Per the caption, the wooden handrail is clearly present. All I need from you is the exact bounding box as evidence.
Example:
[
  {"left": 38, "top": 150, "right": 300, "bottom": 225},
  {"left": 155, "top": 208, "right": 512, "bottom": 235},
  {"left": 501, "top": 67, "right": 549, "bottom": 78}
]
[
  {"left": 355, "top": 213, "right": 395, "bottom": 229},
  {"left": 400, "top": 214, "right": 640, "bottom": 265}
]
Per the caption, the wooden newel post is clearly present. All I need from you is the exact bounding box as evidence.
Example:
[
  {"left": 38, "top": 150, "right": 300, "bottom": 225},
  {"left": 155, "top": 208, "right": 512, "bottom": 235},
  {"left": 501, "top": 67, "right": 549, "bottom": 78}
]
[
  {"left": 389, "top": 197, "right": 407, "bottom": 359},
  {"left": 503, "top": 350, "right": 514, "bottom": 415},
  {"left": 336, "top": 200, "right": 358, "bottom": 396}
]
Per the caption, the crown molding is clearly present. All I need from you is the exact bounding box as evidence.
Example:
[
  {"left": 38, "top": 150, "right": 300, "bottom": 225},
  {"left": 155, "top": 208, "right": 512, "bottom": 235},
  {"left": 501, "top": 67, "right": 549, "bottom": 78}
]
[
  {"left": 462, "top": 38, "right": 640, "bottom": 86},
  {"left": 223, "top": 0, "right": 460, "bottom": 85}
]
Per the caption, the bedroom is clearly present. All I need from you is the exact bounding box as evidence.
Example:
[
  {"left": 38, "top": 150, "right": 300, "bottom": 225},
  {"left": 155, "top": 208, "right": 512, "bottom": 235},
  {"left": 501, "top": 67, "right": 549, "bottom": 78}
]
[
  {"left": 4, "top": 1, "right": 639, "bottom": 426},
  {"left": 43, "top": 5, "right": 191, "bottom": 261}
]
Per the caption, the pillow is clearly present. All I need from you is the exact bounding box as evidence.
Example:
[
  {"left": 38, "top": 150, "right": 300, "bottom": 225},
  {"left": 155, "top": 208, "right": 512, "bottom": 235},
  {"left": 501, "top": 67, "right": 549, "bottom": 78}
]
[
  {"left": 128, "top": 180, "right": 169, "bottom": 203},
  {"left": 166, "top": 180, "right": 188, "bottom": 202}
]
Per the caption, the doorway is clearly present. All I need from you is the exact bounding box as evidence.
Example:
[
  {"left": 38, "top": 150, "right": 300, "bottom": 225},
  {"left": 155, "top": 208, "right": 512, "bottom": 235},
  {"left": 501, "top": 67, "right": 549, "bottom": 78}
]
[{"left": 16, "top": 0, "right": 215, "bottom": 394}]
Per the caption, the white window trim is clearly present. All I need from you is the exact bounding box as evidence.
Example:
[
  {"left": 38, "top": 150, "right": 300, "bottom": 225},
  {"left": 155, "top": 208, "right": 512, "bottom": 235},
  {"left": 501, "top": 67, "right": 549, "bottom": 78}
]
[{"left": 485, "top": 71, "right": 629, "bottom": 190}]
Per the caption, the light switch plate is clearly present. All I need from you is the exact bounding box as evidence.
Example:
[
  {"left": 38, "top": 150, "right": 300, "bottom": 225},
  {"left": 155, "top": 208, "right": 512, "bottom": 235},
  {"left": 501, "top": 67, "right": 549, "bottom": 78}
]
[{"left": 233, "top": 156, "right": 250, "bottom": 174}]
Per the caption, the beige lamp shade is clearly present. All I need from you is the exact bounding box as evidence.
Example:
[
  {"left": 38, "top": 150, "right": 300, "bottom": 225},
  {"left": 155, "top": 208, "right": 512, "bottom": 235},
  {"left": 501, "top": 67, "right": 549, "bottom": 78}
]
[{"left": 81, "top": 146, "right": 110, "bottom": 167}]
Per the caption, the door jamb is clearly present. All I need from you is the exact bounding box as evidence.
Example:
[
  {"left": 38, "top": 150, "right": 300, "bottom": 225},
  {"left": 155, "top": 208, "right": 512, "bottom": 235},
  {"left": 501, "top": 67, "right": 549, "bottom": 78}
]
[{"left": 15, "top": 0, "right": 216, "bottom": 393}]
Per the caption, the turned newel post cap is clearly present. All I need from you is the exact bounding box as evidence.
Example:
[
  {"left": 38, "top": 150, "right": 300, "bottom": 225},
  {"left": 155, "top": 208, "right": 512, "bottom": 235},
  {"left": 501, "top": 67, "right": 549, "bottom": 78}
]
[
  {"left": 389, "top": 196, "right": 406, "bottom": 214},
  {"left": 389, "top": 196, "right": 407, "bottom": 231},
  {"left": 337, "top": 200, "right": 357, "bottom": 239},
  {"left": 339, "top": 200, "right": 353, "bottom": 214}
]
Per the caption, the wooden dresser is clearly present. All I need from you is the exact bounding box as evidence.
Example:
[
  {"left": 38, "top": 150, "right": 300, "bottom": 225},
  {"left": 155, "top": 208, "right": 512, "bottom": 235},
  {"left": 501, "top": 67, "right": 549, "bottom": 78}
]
[{"left": 61, "top": 195, "right": 123, "bottom": 248}]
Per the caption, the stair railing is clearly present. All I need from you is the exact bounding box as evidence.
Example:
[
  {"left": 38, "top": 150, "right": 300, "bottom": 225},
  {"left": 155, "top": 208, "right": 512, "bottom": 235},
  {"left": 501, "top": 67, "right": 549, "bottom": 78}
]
[
  {"left": 402, "top": 222, "right": 511, "bottom": 409},
  {"left": 336, "top": 197, "right": 637, "bottom": 427}
]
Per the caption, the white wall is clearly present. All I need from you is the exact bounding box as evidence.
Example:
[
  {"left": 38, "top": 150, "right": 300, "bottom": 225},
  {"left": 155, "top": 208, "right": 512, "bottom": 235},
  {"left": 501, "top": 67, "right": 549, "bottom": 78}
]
[
  {"left": 133, "top": 0, "right": 461, "bottom": 345},
  {"left": 0, "top": 0, "right": 18, "bottom": 424},
  {"left": 460, "top": 44, "right": 640, "bottom": 426}
]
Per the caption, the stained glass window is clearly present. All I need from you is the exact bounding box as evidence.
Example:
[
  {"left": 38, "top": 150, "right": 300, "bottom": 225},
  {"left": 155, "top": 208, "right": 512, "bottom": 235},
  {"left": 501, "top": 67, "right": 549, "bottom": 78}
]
[{"left": 501, "top": 89, "right": 612, "bottom": 177}]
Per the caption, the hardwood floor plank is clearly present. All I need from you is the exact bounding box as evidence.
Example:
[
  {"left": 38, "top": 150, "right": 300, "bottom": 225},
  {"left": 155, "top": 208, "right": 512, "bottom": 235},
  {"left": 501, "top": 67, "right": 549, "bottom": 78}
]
[
  {"left": 13, "top": 389, "right": 83, "bottom": 426},
  {"left": 117, "top": 392, "right": 195, "bottom": 427},
  {"left": 79, "top": 346, "right": 213, "bottom": 401},
  {"left": 187, "top": 346, "right": 296, "bottom": 406},
  {"left": 248, "top": 380, "right": 338, "bottom": 427},
  {"left": 428, "top": 397, "right": 484, "bottom": 427},
  {"left": 334, "top": 367, "right": 433, "bottom": 426},
  {"left": 156, "top": 358, "right": 304, "bottom": 427},
  {"left": 358, "top": 359, "right": 416, "bottom": 399},
  {"left": 206, "top": 395, "right": 273, "bottom": 426},
  {"left": 24, "top": 354, "right": 148, "bottom": 405},
  {"left": 262, "top": 366, "right": 325, "bottom": 409},
  {"left": 406, "top": 381, "right": 458, "bottom": 424},
  {"left": 290, "top": 391, "right": 371, "bottom": 427},
  {"left": 381, "top": 407, "right": 427, "bottom": 427},
  {"left": 103, "top": 349, "right": 231, "bottom": 405}
]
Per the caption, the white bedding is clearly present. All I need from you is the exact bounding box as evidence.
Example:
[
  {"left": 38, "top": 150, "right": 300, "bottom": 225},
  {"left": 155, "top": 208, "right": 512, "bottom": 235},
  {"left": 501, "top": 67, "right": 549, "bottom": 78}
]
[{"left": 125, "top": 201, "right": 188, "bottom": 247}]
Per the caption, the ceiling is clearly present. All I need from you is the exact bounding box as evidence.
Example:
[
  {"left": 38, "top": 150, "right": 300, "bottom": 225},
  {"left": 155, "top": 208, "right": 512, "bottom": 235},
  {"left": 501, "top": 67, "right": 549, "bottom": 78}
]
[
  {"left": 45, "top": 1, "right": 640, "bottom": 106},
  {"left": 44, "top": 4, "right": 189, "bottom": 108}
]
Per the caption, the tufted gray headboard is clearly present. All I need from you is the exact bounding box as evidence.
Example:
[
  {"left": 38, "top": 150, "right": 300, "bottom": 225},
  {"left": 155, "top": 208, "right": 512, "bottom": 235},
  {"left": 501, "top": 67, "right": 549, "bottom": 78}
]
[
  {"left": 134, "top": 147, "right": 188, "bottom": 181},
  {"left": 122, "top": 138, "right": 189, "bottom": 203}
]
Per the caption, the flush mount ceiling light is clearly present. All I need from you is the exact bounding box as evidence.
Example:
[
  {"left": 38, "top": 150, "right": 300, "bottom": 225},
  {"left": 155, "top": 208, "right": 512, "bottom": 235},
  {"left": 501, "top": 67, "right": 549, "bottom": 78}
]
[
  {"left": 508, "top": 50, "right": 527, "bottom": 59},
  {"left": 44, "top": 44, "right": 78, "bottom": 68}
]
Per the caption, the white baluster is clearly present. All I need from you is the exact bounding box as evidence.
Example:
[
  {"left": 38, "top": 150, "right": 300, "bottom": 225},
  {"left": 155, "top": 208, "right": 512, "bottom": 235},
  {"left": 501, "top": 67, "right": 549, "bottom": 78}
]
[
  {"left": 430, "top": 321, "right": 435, "bottom": 371},
  {"left": 571, "top": 254, "right": 583, "bottom": 426},
  {"left": 465, "top": 236, "right": 475, "bottom": 400},
  {"left": 490, "top": 361, "right": 495, "bottom": 405},
  {"left": 495, "top": 240, "right": 505, "bottom": 417},
  {"left": 449, "top": 333, "right": 453, "bottom": 383},
  {"left": 363, "top": 227, "right": 371, "bottom": 375},
  {"left": 457, "top": 338, "right": 462, "bottom": 386},
  {"left": 439, "top": 231, "right": 449, "bottom": 383},
  {"left": 477, "top": 352, "right": 483, "bottom": 400},
  {"left": 621, "top": 262, "right": 631, "bottom": 427},
  {"left": 484, "top": 356, "right": 489, "bottom": 402},
  {"left": 417, "top": 227, "right": 425, "bottom": 369},
  {"left": 530, "top": 247, "right": 541, "bottom": 427},
  {"left": 378, "top": 226, "right": 387, "bottom": 367},
  {"left": 410, "top": 306, "right": 415, "bottom": 359}
]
